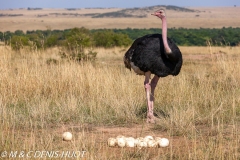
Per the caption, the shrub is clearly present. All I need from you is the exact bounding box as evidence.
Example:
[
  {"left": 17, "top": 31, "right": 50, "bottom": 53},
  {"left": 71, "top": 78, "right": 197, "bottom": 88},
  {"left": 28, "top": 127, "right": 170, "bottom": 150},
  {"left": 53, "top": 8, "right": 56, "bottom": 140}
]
[
  {"left": 45, "top": 35, "right": 58, "bottom": 47},
  {"left": 61, "top": 28, "right": 97, "bottom": 61},
  {"left": 93, "top": 30, "right": 132, "bottom": 48},
  {"left": 10, "top": 35, "right": 29, "bottom": 50}
]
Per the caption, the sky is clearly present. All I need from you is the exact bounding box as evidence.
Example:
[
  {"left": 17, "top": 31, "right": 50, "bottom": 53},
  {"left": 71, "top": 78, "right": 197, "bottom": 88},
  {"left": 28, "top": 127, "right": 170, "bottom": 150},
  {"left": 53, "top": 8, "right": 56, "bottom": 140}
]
[{"left": 0, "top": 0, "right": 240, "bottom": 9}]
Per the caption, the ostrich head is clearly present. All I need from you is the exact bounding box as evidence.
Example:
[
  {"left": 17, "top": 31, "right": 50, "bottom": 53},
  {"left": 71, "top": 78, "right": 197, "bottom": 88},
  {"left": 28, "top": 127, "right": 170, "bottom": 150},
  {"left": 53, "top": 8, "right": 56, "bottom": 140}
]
[{"left": 151, "top": 9, "right": 166, "bottom": 19}]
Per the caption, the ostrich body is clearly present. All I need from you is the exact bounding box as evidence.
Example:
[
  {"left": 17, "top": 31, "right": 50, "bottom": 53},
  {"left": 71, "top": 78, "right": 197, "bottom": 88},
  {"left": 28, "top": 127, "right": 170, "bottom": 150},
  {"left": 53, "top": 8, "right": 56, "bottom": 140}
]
[{"left": 124, "top": 10, "right": 182, "bottom": 123}]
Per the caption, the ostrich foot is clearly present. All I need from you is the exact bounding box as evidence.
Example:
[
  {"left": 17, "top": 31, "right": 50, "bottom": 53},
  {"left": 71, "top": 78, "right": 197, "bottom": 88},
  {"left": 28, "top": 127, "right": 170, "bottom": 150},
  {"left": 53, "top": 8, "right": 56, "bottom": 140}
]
[
  {"left": 146, "top": 113, "right": 156, "bottom": 123},
  {"left": 147, "top": 113, "right": 160, "bottom": 123}
]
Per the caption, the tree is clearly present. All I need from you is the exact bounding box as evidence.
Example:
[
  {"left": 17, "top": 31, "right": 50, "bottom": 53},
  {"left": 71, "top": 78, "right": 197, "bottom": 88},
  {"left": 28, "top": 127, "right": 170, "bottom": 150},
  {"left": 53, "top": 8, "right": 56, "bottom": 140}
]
[
  {"left": 61, "top": 27, "right": 97, "bottom": 61},
  {"left": 10, "top": 35, "right": 29, "bottom": 50},
  {"left": 45, "top": 35, "right": 58, "bottom": 47},
  {"left": 93, "top": 30, "right": 132, "bottom": 48},
  {"left": 14, "top": 30, "right": 24, "bottom": 36}
]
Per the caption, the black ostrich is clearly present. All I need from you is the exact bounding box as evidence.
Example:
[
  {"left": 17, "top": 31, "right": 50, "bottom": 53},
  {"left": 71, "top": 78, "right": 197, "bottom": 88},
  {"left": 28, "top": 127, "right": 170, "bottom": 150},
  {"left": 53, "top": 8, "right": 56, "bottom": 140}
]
[{"left": 124, "top": 10, "right": 183, "bottom": 123}]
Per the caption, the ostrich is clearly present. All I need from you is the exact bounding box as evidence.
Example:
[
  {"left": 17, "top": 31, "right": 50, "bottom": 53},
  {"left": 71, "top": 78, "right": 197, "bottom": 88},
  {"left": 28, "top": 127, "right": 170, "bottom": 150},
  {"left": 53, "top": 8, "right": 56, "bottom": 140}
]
[{"left": 123, "top": 9, "right": 183, "bottom": 123}]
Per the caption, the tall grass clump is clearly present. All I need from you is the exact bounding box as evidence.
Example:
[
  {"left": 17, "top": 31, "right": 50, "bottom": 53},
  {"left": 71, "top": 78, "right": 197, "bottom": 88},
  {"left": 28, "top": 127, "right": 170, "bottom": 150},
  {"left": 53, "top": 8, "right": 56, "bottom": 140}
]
[
  {"left": 152, "top": 46, "right": 240, "bottom": 159},
  {"left": 0, "top": 47, "right": 142, "bottom": 126}
]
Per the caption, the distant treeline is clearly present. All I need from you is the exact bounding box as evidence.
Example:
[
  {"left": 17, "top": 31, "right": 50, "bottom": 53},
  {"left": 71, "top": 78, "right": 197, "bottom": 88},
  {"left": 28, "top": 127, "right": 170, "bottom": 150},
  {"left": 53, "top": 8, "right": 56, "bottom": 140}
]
[
  {"left": 0, "top": 13, "right": 23, "bottom": 17},
  {"left": 109, "top": 27, "right": 240, "bottom": 46},
  {"left": 27, "top": 7, "right": 42, "bottom": 10},
  {"left": 0, "top": 27, "right": 132, "bottom": 50},
  {"left": 0, "top": 27, "right": 240, "bottom": 50}
]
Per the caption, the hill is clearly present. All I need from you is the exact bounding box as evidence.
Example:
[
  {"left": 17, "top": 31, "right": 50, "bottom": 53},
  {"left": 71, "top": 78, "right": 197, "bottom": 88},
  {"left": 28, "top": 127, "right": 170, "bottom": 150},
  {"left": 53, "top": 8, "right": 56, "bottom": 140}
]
[
  {"left": 0, "top": 6, "right": 239, "bottom": 32},
  {"left": 91, "top": 5, "right": 197, "bottom": 18}
]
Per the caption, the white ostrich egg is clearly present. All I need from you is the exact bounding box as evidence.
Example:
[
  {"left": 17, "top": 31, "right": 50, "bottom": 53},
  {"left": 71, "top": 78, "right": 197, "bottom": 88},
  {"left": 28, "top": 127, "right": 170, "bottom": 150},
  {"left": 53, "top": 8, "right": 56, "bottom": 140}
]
[
  {"left": 159, "top": 138, "right": 169, "bottom": 147},
  {"left": 147, "top": 139, "right": 158, "bottom": 147},
  {"left": 62, "top": 132, "right": 73, "bottom": 141},
  {"left": 134, "top": 137, "right": 143, "bottom": 146},
  {"left": 136, "top": 139, "right": 148, "bottom": 148},
  {"left": 108, "top": 138, "right": 116, "bottom": 147},
  {"left": 125, "top": 137, "right": 135, "bottom": 147},
  {"left": 140, "top": 141, "right": 148, "bottom": 148},
  {"left": 144, "top": 135, "right": 154, "bottom": 141},
  {"left": 117, "top": 137, "right": 126, "bottom": 147}
]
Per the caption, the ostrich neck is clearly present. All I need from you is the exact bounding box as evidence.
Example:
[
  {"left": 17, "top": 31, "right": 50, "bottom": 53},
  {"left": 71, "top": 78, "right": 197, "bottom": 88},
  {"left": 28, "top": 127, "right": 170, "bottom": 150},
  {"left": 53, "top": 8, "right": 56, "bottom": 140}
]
[{"left": 161, "top": 17, "right": 172, "bottom": 53}]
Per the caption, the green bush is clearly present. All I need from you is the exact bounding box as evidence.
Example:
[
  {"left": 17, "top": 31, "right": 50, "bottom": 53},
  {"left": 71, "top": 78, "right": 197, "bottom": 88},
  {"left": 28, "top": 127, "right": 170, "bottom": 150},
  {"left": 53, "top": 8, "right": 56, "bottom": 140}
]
[
  {"left": 45, "top": 35, "right": 58, "bottom": 47},
  {"left": 10, "top": 35, "right": 29, "bottom": 50},
  {"left": 65, "top": 28, "right": 92, "bottom": 48},
  {"left": 61, "top": 28, "right": 97, "bottom": 61},
  {"left": 27, "top": 33, "right": 44, "bottom": 49},
  {"left": 93, "top": 30, "right": 132, "bottom": 48}
]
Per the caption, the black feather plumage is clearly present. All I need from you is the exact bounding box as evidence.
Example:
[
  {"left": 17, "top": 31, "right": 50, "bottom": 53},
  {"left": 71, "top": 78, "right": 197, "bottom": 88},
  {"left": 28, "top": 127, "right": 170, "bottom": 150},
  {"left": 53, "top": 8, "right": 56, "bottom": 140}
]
[{"left": 124, "top": 34, "right": 182, "bottom": 77}]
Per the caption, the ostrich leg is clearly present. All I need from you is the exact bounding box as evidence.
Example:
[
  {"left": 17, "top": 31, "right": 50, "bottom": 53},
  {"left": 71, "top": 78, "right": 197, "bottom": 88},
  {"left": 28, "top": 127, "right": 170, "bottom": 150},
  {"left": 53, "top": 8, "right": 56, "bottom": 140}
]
[
  {"left": 144, "top": 72, "right": 159, "bottom": 123},
  {"left": 144, "top": 72, "right": 153, "bottom": 123},
  {"left": 150, "top": 76, "right": 159, "bottom": 121}
]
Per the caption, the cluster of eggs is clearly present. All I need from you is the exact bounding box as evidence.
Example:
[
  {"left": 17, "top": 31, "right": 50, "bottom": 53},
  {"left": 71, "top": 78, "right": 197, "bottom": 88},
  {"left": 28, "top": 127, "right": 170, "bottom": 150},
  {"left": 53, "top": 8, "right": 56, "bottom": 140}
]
[{"left": 108, "top": 135, "right": 169, "bottom": 148}]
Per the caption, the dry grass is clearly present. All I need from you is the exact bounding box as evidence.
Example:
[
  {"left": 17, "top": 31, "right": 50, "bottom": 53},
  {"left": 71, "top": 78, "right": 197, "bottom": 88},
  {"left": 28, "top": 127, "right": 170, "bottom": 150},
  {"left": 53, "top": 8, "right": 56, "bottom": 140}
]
[
  {"left": 0, "top": 45, "right": 240, "bottom": 159},
  {"left": 0, "top": 7, "right": 240, "bottom": 32}
]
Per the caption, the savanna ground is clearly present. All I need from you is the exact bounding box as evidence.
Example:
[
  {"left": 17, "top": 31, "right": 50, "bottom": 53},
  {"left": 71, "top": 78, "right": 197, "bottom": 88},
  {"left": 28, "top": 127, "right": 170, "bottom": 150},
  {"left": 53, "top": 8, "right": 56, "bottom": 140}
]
[
  {"left": 0, "top": 45, "right": 239, "bottom": 159},
  {"left": 0, "top": 7, "right": 240, "bottom": 32}
]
